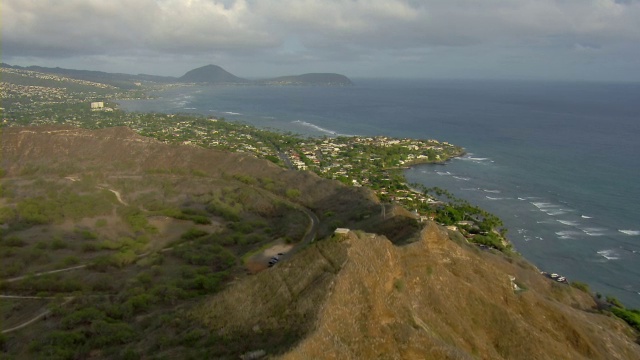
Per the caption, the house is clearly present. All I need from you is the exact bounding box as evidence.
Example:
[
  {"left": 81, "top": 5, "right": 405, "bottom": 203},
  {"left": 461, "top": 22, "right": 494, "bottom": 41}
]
[{"left": 90, "top": 101, "right": 104, "bottom": 110}]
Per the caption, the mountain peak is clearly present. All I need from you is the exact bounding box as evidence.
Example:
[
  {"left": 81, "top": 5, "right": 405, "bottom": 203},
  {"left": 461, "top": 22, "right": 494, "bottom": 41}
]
[{"left": 178, "top": 64, "right": 248, "bottom": 84}]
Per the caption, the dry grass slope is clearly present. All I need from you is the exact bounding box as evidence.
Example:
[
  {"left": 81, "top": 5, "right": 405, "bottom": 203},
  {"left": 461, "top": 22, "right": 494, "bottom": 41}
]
[{"left": 277, "top": 223, "right": 639, "bottom": 360}]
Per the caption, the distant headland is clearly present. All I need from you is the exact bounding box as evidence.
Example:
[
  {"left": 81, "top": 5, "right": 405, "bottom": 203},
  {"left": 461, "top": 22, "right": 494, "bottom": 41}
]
[{"left": 1, "top": 63, "right": 353, "bottom": 87}]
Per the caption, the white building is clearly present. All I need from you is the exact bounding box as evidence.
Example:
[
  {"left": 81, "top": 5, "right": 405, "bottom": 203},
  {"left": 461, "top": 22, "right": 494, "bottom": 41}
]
[{"left": 91, "top": 102, "right": 104, "bottom": 109}]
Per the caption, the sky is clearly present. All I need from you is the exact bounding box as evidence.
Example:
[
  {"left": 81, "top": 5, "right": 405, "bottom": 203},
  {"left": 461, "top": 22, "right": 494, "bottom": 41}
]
[{"left": 3, "top": 0, "right": 640, "bottom": 81}]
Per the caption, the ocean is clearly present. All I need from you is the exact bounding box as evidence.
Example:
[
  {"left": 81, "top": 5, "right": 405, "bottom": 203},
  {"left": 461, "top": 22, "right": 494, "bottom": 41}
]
[{"left": 118, "top": 79, "right": 640, "bottom": 307}]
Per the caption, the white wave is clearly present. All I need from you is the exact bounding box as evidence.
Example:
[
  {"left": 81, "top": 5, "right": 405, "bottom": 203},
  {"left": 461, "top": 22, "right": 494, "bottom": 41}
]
[
  {"left": 597, "top": 249, "right": 620, "bottom": 260},
  {"left": 483, "top": 189, "right": 501, "bottom": 193},
  {"left": 485, "top": 196, "right": 503, "bottom": 200},
  {"left": 582, "top": 230, "right": 606, "bottom": 237},
  {"left": 184, "top": 107, "right": 196, "bottom": 110},
  {"left": 436, "top": 171, "right": 452, "bottom": 176},
  {"left": 555, "top": 230, "right": 582, "bottom": 239},
  {"left": 223, "top": 111, "right": 242, "bottom": 115},
  {"left": 581, "top": 215, "right": 593, "bottom": 219},
  {"left": 518, "top": 197, "right": 527, "bottom": 201},
  {"left": 532, "top": 202, "right": 553, "bottom": 209},
  {"left": 619, "top": 230, "right": 640, "bottom": 236},
  {"left": 460, "top": 154, "right": 490, "bottom": 162},
  {"left": 291, "top": 120, "right": 348, "bottom": 136},
  {"left": 531, "top": 202, "right": 571, "bottom": 216},
  {"left": 557, "top": 220, "right": 580, "bottom": 226},
  {"left": 580, "top": 227, "right": 607, "bottom": 236},
  {"left": 453, "top": 176, "right": 471, "bottom": 181}
]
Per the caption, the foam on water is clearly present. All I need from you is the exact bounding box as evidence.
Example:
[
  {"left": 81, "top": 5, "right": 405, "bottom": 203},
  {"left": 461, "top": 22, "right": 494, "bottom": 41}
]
[
  {"left": 458, "top": 154, "right": 492, "bottom": 162},
  {"left": 581, "top": 227, "right": 607, "bottom": 236},
  {"left": 557, "top": 220, "right": 580, "bottom": 226},
  {"left": 223, "top": 111, "right": 242, "bottom": 115},
  {"left": 485, "top": 196, "right": 504, "bottom": 200},
  {"left": 291, "top": 120, "right": 351, "bottom": 136},
  {"left": 597, "top": 249, "right": 621, "bottom": 260},
  {"left": 453, "top": 176, "right": 471, "bottom": 181},
  {"left": 531, "top": 202, "right": 571, "bottom": 216},
  {"left": 619, "top": 230, "right": 640, "bottom": 236},
  {"left": 555, "top": 230, "right": 582, "bottom": 239}
]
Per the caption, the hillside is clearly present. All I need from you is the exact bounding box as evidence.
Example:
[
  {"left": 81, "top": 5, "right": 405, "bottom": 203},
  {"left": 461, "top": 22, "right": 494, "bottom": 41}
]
[
  {"left": 196, "top": 223, "right": 640, "bottom": 359},
  {"left": 1, "top": 126, "right": 638, "bottom": 358},
  {"left": 178, "top": 64, "right": 248, "bottom": 84},
  {"left": 1, "top": 63, "right": 176, "bottom": 89}
]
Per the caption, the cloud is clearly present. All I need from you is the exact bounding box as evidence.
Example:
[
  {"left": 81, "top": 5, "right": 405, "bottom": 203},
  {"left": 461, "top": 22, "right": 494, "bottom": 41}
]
[{"left": 3, "top": 0, "right": 640, "bottom": 79}]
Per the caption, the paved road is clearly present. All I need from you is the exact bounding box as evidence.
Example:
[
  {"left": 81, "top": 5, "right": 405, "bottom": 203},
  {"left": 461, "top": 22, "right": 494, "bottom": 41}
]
[{"left": 290, "top": 207, "right": 320, "bottom": 256}]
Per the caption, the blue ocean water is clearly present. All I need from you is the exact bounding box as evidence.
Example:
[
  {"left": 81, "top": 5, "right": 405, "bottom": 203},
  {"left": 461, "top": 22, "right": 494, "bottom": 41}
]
[{"left": 118, "top": 79, "right": 640, "bottom": 307}]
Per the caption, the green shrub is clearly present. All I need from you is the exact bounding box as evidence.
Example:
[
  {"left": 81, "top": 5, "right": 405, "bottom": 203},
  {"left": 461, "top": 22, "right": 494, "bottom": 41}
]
[
  {"left": 285, "top": 188, "right": 301, "bottom": 199},
  {"left": 61, "top": 256, "right": 80, "bottom": 266},
  {"left": 181, "top": 228, "right": 209, "bottom": 241},
  {"left": 77, "top": 229, "right": 98, "bottom": 240},
  {"left": 61, "top": 307, "right": 106, "bottom": 329},
  {"left": 610, "top": 307, "right": 640, "bottom": 332},
  {"left": 2, "top": 236, "right": 26, "bottom": 247},
  {"left": 394, "top": 279, "right": 405, "bottom": 291},
  {"left": 50, "top": 237, "right": 68, "bottom": 250},
  {"left": 81, "top": 242, "right": 99, "bottom": 252},
  {"left": 570, "top": 281, "right": 590, "bottom": 293},
  {"left": 0, "top": 207, "right": 16, "bottom": 224},
  {"left": 90, "top": 320, "right": 136, "bottom": 347},
  {"left": 606, "top": 296, "right": 625, "bottom": 308}
]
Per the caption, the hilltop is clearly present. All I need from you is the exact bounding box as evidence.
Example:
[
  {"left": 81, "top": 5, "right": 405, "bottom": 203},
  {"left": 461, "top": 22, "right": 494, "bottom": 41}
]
[
  {"left": 196, "top": 222, "right": 640, "bottom": 359},
  {"left": 178, "top": 64, "right": 249, "bottom": 84}
]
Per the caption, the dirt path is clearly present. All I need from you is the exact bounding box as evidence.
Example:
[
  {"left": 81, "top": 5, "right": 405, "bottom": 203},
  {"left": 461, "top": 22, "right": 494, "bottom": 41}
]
[
  {"left": 98, "top": 186, "right": 127, "bottom": 205},
  {"left": 4, "top": 265, "right": 87, "bottom": 283},
  {"left": 1, "top": 297, "right": 74, "bottom": 334}
]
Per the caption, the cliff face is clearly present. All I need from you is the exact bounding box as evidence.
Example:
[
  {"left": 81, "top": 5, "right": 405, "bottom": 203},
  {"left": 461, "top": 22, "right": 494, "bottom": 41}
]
[{"left": 196, "top": 222, "right": 640, "bottom": 359}]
